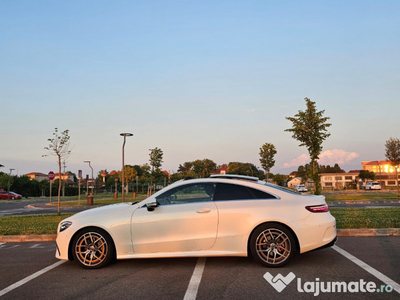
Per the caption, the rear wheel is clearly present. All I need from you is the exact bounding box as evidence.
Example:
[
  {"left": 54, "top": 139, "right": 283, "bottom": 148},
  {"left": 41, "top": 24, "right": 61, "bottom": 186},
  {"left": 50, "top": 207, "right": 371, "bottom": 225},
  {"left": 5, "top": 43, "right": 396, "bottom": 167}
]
[
  {"left": 250, "top": 223, "right": 295, "bottom": 267},
  {"left": 72, "top": 228, "right": 115, "bottom": 269}
]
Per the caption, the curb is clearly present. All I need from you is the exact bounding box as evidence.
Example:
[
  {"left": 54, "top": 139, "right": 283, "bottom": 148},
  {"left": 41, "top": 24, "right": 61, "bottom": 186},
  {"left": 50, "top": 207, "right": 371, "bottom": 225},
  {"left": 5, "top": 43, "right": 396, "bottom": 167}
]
[
  {"left": 0, "top": 235, "right": 57, "bottom": 242},
  {"left": 1, "top": 229, "right": 399, "bottom": 243},
  {"left": 337, "top": 228, "right": 400, "bottom": 236}
]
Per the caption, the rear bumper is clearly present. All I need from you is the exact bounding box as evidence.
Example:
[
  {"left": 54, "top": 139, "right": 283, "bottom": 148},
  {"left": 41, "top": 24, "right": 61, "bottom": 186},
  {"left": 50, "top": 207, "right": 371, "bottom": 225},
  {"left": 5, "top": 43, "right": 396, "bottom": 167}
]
[
  {"left": 300, "top": 235, "right": 337, "bottom": 254},
  {"left": 309, "top": 235, "right": 337, "bottom": 252}
]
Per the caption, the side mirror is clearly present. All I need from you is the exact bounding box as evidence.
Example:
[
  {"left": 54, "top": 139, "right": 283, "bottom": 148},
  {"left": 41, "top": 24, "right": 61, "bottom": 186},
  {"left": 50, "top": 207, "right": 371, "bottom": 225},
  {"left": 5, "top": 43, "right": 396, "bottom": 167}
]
[{"left": 146, "top": 202, "right": 159, "bottom": 212}]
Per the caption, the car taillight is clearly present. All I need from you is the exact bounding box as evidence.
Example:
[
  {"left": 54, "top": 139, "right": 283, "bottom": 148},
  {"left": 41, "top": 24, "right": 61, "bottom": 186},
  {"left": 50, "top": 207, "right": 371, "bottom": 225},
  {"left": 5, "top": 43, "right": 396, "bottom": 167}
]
[{"left": 305, "top": 204, "right": 329, "bottom": 213}]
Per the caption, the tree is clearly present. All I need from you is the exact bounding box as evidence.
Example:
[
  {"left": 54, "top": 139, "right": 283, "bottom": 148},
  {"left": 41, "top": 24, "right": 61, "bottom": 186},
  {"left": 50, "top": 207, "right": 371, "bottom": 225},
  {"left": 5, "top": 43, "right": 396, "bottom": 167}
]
[
  {"left": 43, "top": 128, "right": 71, "bottom": 215},
  {"left": 149, "top": 147, "right": 164, "bottom": 189},
  {"left": 227, "top": 162, "right": 265, "bottom": 179},
  {"left": 259, "top": 143, "right": 277, "bottom": 182},
  {"left": 358, "top": 170, "right": 375, "bottom": 182},
  {"left": 192, "top": 159, "right": 217, "bottom": 178},
  {"left": 0, "top": 173, "right": 10, "bottom": 190},
  {"left": 177, "top": 159, "right": 217, "bottom": 178},
  {"left": 285, "top": 98, "right": 331, "bottom": 194},
  {"left": 385, "top": 137, "right": 400, "bottom": 196},
  {"left": 273, "top": 174, "right": 287, "bottom": 186},
  {"left": 319, "top": 164, "right": 344, "bottom": 173},
  {"left": 178, "top": 162, "right": 194, "bottom": 176},
  {"left": 149, "top": 147, "right": 163, "bottom": 172},
  {"left": 118, "top": 165, "right": 138, "bottom": 194}
]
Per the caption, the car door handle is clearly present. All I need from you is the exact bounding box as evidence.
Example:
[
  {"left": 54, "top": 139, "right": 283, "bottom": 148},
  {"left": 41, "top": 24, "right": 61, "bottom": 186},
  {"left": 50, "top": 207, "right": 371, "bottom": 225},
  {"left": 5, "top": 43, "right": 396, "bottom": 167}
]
[{"left": 196, "top": 208, "right": 211, "bottom": 213}]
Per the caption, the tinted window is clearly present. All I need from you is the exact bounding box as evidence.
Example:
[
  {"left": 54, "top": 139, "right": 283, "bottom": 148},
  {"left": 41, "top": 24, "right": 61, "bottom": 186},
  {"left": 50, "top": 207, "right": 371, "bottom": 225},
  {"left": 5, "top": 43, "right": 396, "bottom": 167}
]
[
  {"left": 249, "top": 187, "right": 276, "bottom": 199},
  {"left": 156, "top": 183, "right": 215, "bottom": 205},
  {"left": 214, "top": 183, "right": 276, "bottom": 201}
]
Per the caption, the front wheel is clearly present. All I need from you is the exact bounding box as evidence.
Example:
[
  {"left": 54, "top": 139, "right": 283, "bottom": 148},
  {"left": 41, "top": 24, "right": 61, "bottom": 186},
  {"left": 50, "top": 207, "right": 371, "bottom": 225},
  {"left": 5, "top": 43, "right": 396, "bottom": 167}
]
[
  {"left": 250, "top": 223, "right": 295, "bottom": 268},
  {"left": 72, "top": 228, "right": 115, "bottom": 269}
]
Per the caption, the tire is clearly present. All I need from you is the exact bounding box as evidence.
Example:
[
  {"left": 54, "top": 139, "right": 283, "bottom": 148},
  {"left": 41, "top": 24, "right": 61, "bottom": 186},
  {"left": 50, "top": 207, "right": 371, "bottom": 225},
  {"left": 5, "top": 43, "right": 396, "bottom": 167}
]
[
  {"left": 250, "top": 223, "right": 295, "bottom": 268},
  {"left": 71, "top": 228, "right": 115, "bottom": 269}
]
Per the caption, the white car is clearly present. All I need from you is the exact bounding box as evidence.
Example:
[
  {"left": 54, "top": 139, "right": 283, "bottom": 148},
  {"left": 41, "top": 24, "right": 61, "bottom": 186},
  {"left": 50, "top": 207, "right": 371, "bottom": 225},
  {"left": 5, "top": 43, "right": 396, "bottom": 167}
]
[
  {"left": 55, "top": 175, "right": 337, "bottom": 269},
  {"left": 294, "top": 184, "right": 308, "bottom": 193},
  {"left": 365, "top": 182, "right": 381, "bottom": 190}
]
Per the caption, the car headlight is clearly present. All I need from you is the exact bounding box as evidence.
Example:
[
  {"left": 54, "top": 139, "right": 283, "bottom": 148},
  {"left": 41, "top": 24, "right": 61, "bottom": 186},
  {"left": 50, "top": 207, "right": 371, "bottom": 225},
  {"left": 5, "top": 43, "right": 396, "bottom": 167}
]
[{"left": 59, "top": 221, "right": 72, "bottom": 232}]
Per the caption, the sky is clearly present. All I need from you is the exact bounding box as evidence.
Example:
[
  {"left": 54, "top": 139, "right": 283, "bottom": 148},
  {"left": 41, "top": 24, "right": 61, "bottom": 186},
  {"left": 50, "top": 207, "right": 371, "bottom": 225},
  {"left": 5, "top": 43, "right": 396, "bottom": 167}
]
[{"left": 1, "top": 0, "right": 399, "bottom": 178}]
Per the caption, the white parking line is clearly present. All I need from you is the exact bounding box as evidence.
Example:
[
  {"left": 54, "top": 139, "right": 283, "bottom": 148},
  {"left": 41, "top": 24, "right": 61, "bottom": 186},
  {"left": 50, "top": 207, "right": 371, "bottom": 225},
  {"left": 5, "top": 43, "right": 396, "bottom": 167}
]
[
  {"left": 0, "top": 260, "right": 65, "bottom": 297},
  {"left": 333, "top": 245, "right": 400, "bottom": 294},
  {"left": 183, "top": 258, "right": 206, "bottom": 300}
]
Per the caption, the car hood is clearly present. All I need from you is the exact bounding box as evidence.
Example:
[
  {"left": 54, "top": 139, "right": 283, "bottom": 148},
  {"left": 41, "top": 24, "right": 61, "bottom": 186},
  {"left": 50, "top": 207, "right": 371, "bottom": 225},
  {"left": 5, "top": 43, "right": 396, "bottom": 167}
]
[{"left": 67, "top": 201, "right": 142, "bottom": 220}]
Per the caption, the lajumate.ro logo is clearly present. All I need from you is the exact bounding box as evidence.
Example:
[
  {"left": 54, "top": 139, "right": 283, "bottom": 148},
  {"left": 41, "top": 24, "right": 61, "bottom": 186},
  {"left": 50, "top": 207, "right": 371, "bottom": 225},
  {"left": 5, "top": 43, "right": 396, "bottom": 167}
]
[{"left": 263, "top": 272, "right": 394, "bottom": 296}]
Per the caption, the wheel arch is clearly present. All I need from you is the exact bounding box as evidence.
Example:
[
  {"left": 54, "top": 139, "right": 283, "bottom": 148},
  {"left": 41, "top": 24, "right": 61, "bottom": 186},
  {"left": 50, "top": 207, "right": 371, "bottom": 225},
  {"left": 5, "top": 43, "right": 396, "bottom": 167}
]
[
  {"left": 68, "top": 226, "right": 117, "bottom": 261},
  {"left": 247, "top": 221, "right": 300, "bottom": 257}
]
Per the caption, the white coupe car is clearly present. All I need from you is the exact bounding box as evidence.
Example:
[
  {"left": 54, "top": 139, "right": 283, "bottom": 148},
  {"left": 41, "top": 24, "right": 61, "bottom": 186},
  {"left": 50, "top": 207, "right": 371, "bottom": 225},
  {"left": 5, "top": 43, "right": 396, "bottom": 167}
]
[{"left": 56, "top": 175, "right": 337, "bottom": 269}]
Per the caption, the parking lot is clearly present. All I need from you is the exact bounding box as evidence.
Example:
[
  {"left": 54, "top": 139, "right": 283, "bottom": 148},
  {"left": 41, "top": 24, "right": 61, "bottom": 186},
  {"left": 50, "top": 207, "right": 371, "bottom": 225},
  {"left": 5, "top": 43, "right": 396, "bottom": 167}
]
[{"left": 0, "top": 237, "right": 399, "bottom": 299}]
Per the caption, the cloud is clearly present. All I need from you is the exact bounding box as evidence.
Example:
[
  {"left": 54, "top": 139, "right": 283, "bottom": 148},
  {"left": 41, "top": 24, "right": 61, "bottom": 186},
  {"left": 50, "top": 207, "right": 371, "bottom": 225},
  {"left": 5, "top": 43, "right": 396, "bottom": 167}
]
[
  {"left": 318, "top": 149, "right": 360, "bottom": 165},
  {"left": 283, "top": 154, "right": 309, "bottom": 168},
  {"left": 283, "top": 149, "right": 359, "bottom": 168}
]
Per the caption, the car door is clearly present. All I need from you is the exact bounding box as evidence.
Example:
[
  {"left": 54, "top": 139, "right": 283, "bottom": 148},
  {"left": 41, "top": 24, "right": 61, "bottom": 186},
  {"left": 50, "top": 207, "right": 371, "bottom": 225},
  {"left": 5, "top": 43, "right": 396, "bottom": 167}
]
[{"left": 130, "top": 182, "right": 218, "bottom": 254}]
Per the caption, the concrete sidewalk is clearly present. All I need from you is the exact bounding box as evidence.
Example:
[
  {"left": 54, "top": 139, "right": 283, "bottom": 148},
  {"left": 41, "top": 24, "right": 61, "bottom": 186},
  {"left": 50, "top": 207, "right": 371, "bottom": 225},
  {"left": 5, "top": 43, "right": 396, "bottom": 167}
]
[{"left": 1, "top": 228, "right": 399, "bottom": 243}]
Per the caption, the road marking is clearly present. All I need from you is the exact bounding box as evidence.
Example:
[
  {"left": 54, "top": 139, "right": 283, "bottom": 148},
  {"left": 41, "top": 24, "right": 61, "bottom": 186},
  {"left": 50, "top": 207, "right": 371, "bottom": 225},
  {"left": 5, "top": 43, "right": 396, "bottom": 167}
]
[
  {"left": 7, "top": 245, "right": 20, "bottom": 249},
  {"left": 0, "top": 260, "right": 65, "bottom": 297},
  {"left": 29, "top": 244, "right": 45, "bottom": 249},
  {"left": 183, "top": 258, "right": 206, "bottom": 300},
  {"left": 333, "top": 245, "right": 400, "bottom": 294}
]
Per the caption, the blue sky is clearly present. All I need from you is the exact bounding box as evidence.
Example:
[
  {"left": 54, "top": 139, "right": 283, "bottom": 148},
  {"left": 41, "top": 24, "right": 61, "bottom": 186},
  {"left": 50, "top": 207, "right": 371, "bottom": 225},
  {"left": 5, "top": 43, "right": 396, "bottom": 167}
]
[{"left": 1, "top": 0, "right": 399, "bottom": 178}]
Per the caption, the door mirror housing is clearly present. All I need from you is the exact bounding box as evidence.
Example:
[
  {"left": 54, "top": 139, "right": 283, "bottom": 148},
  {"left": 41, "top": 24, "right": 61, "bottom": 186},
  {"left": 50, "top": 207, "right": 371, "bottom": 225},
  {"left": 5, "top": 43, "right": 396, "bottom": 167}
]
[{"left": 146, "top": 202, "right": 159, "bottom": 212}]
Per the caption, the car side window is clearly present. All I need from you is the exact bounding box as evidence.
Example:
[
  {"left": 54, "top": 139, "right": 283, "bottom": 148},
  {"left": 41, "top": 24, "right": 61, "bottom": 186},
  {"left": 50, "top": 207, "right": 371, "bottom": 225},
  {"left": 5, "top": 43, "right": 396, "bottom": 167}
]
[
  {"left": 156, "top": 183, "right": 215, "bottom": 205},
  {"left": 213, "top": 183, "right": 276, "bottom": 201}
]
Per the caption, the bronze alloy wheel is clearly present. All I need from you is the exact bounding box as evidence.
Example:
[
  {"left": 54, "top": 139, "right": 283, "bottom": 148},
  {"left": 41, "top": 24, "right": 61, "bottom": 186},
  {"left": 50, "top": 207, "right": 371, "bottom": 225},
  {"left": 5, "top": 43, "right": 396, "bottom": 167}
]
[
  {"left": 250, "top": 224, "right": 295, "bottom": 267},
  {"left": 72, "top": 229, "right": 114, "bottom": 269}
]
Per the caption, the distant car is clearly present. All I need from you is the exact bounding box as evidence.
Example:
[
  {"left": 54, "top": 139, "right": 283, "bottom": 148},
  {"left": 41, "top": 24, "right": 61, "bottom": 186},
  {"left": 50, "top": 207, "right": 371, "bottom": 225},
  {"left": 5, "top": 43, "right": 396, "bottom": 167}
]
[
  {"left": 55, "top": 174, "right": 336, "bottom": 269},
  {"left": 294, "top": 185, "right": 308, "bottom": 193},
  {"left": 0, "top": 191, "right": 22, "bottom": 200},
  {"left": 365, "top": 182, "right": 381, "bottom": 190}
]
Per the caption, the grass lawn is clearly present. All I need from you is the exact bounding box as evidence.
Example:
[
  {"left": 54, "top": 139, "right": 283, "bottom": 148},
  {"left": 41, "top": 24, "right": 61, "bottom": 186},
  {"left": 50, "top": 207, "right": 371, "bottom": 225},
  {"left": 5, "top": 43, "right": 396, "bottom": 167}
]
[
  {"left": 330, "top": 208, "right": 400, "bottom": 229},
  {"left": 0, "top": 208, "right": 399, "bottom": 236},
  {"left": 323, "top": 191, "right": 399, "bottom": 201},
  {"left": 0, "top": 213, "right": 74, "bottom": 235}
]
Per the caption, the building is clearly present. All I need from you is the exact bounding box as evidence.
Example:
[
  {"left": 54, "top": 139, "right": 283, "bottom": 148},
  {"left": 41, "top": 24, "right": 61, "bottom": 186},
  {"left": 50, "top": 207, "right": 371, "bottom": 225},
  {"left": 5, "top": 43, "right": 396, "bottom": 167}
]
[
  {"left": 320, "top": 171, "right": 359, "bottom": 190},
  {"left": 362, "top": 161, "right": 399, "bottom": 187},
  {"left": 24, "top": 172, "right": 48, "bottom": 182},
  {"left": 24, "top": 172, "right": 75, "bottom": 183},
  {"left": 212, "top": 164, "right": 227, "bottom": 175},
  {"left": 287, "top": 177, "right": 302, "bottom": 188}
]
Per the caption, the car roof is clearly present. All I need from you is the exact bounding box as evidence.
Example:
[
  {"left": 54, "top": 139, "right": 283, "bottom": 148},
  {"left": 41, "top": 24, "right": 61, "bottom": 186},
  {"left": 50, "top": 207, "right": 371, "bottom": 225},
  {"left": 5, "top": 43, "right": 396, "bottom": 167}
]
[{"left": 209, "top": 174, "right": 260, "bottom": 182}]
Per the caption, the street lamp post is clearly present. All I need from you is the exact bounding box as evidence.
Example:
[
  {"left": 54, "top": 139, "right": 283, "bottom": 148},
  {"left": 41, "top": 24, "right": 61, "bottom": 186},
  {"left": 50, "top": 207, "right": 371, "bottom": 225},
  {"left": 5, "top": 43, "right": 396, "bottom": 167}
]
[
  {"left": 84, "top": 161, "right": 94, "bottom": 195},
  {"left": 120, "top": 133, "right": 133, "bottom": 202}
]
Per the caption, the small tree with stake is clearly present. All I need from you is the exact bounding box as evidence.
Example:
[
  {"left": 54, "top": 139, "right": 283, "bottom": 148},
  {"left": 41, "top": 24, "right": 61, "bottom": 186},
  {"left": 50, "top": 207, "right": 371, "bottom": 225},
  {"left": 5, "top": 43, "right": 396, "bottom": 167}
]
[
  {"left": 385, "top": 137, "right": 400, "bottom": 197},
  {"left": 285, "top": 98, "right": 331, "bottom": 195},
  {"left": 43, "top": 128, "right": 71, "bottom": 215},
  {"left": 259, "top": 143, "right": 277, "bottom": 182}
]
